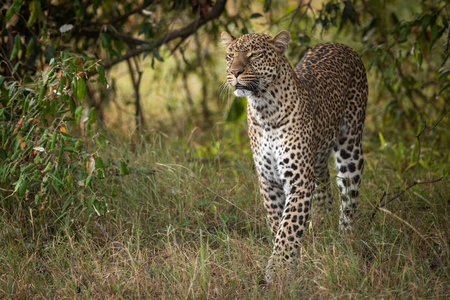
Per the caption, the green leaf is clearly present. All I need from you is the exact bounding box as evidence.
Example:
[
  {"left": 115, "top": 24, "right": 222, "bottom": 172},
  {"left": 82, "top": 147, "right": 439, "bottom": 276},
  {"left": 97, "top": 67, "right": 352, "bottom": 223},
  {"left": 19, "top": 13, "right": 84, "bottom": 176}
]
[
  {"left": 26, "top": 38, "right": 36, "bottom": 56},
  {"left": 378, "top": 132, "right": 386, "bottom": 149},
  {"left": 5, "top": 0, "right": 22, "bottom": 22},
  {"left": 18, "top": 178, "right": 28, "bottom": 197},
  {"left": 421, "top": 14, "right": 431, "bottom": 32},
  {"left": 10, "top": 34, "right": 21, "bottom": 60},
  {"left": 12, "top": 62, "right": 19, "bottom": 74},
  {"left": 430, "top": 24, "right": 439, "bottom": 44},
  {"left": 76, "top": 77, "right": 86, "bottom": 100},
  {"left": 93, "top": 197, "right": 103, "bottom": 215},
  {"left": 153, "top": 49, "right": 164, "bottom": 62},
  {"left": 61, "top": 197, "right": 72, "bottom": 214},
  {"left": 95, "top": 156, "right": 105, "bottom": 177},
  {"left": 100, "top": 33, "right": 113, "bottom": 59},
  {"left": 417, "top": 52, "right": 423, "bottom": 66},
  {"left": 343, "top": 1, "right": 358, "bottom": 24},
  {"left": 27, "top": 1, "right": 41, "bottom": 27},
  {"left": 438, "top": 70, "right": 450, "bottom": 80},
  {"left": 51, "top": 177, "right": 62, "bottom": 195},
  {"left": 250, "top": 13, "right": 263, "bottom": 19},
  {"left": 96, "top": 134, "right": 107, "bottom": 147},
  {"left": 69, "top": 95, "right": 76, "bottom": 115},
  {"left": 74, "top": 106, "right": 83, "bottom": 122},
  {"left": 97, "top": 65, "right": 107, "bottom": 85},
  {"left": 119, "top": 160, "right": 129, "bottom": 176},
  {"left": 37, "top": 85, "right": 45, "bottom": 104},
  {"left": 0, "top": 148, "right": 7, "bottom": 161},
  {"left": 95, "top": 156, "right": 105, "bottom": 170},
  {"left": 439, "top": 82, "right": 450, "bottom": 95}
]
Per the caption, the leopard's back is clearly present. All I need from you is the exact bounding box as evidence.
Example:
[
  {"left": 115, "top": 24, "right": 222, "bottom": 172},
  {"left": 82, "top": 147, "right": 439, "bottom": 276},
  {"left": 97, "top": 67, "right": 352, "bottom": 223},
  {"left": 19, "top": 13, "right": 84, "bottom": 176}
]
[{"left": 294, "top": 43, "right": 368, "bottom": 152}]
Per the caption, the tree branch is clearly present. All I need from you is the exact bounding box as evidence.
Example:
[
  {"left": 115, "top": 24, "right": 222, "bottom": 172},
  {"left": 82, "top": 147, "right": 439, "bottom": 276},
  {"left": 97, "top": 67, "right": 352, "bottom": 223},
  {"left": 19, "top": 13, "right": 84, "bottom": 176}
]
[
  {"left": 87, "top": 0, "right": 227, "bottom": 77},
  {"left": 77, "top": 27, "right": 149, "bottom": 46},
  {"left": 91, "top": 0, "right": 157, "bottom": 26},
  {"left": 126, "top": 57, "right": 144, "bottom": 131}
]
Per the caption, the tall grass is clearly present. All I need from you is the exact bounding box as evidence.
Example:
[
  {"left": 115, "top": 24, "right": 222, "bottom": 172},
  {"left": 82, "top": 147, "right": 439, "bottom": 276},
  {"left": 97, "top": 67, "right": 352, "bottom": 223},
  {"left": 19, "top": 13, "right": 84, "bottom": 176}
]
[{"left": 1, "top": 117, "right": 449, "bottom": 298}]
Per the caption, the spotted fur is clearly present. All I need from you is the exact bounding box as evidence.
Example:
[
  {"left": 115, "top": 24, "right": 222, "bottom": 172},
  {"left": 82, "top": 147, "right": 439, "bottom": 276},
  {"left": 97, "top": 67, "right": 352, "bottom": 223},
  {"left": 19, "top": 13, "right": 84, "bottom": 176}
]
[{"left": 221, "top": 31, "right": 368, "bottom": 283}]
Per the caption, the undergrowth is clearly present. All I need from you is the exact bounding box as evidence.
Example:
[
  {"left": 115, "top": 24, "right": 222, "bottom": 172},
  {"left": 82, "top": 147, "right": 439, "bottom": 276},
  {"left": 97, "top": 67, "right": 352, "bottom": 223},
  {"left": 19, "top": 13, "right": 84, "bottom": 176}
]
[{"left": 0, "top": 116, "right": 448, "bottom": 298}]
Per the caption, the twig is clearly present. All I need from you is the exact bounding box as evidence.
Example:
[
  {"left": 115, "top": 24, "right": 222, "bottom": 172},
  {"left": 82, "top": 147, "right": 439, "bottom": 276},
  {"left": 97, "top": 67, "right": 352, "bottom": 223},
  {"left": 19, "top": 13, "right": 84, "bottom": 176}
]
[
  {"left": 444, "top": 22, "right": 450, "bottom": 55},
  {"left": 370, "top": 177, "right": 444, "bottom": 219},
  {"left": 379, "top": 208, "right": 449, "bottom": 279},
  {"left": 95, "top": 221, "right": 156, "bottom": 278},
  {"left": 371, "top": 115, "right": 445, "bottom": 219},
  {"left": 287, "top": 0, "right": 313, "bottom": 31},
  {"left": 413, "top": 113, "right": 445, "bottom": 180},
  {"left": 288, "top": 0, "right": 305, "bottom": 30},
  {"left": 372, "top": 191, "right": 387, "bottom": 218}
]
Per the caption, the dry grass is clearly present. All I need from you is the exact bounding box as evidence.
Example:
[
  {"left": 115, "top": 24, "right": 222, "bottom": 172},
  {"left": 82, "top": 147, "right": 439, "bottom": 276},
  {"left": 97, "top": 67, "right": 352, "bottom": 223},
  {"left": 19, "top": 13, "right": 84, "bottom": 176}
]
[{"left": 1, "top": 121, "right": 449, "bottom": 299}]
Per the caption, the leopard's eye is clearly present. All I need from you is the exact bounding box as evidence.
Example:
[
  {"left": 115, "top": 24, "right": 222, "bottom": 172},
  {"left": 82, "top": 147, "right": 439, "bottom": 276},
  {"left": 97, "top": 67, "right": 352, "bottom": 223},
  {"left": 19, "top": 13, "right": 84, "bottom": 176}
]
[
  {"left": 226, "top": 53, "right": 234, "bottom": 60},
  {"left": 248, "top": 52, "right": 261, "bottom": 59}
]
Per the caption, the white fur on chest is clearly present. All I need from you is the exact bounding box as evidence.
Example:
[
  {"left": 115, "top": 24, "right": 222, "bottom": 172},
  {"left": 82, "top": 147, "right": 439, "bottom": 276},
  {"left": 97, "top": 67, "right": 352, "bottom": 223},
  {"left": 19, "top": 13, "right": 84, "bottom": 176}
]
[{"left": 253, "top": 128, "right": 283, "bottom": 185}]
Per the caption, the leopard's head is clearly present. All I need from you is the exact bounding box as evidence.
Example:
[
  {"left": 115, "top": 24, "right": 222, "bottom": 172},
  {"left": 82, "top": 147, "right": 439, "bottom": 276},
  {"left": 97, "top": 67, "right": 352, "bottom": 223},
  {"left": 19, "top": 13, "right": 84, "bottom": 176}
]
[{"left": 221, "top": 31, "right": 290, "bottom": 97}]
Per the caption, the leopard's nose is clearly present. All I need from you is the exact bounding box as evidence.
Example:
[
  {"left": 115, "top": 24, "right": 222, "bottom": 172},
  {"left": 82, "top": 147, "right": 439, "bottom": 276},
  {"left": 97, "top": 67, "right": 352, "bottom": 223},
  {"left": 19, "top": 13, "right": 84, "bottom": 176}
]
[{"left": 230, "top": 69, "right": 243, "bottom": 78}]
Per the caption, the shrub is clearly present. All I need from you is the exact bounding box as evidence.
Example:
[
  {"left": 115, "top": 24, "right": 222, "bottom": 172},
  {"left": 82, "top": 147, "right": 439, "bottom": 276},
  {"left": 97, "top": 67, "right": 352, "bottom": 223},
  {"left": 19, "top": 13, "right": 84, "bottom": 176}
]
[{"left": 0, "top": 51, "right": 120, "bottom": 223}]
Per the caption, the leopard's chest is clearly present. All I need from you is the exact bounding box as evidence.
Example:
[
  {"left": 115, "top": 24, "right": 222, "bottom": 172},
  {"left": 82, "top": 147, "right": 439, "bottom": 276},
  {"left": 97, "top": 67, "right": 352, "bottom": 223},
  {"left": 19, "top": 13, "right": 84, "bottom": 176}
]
[{"left": 252, "top": 127, "right": 284, "bottom": 185}]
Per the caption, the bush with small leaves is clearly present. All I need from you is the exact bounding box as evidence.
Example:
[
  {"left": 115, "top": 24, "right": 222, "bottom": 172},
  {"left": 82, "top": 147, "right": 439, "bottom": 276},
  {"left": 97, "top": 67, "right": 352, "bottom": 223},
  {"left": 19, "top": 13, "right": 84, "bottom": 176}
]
[{"left": 0, "top": 51, "right": 124, "bottom": 223}]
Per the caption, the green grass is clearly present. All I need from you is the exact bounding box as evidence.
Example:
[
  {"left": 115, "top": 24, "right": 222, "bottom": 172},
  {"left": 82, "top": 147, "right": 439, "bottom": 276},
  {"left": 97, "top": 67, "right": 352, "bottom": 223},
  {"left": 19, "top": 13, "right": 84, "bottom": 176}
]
[{"left": 1, "top": 118, "right": 449, "bottom": 298}]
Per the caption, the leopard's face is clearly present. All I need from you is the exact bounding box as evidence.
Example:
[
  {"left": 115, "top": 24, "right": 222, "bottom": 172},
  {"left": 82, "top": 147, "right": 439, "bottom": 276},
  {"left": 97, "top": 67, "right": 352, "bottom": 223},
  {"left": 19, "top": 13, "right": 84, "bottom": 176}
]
[{"left": 222, "top": 32, "right": 290, "bottom": 97}]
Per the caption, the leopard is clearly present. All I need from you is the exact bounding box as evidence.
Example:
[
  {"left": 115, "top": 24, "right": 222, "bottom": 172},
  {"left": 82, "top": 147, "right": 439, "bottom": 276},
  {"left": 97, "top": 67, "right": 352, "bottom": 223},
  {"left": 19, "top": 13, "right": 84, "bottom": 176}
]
[{"left": 221, "top": 30, "right": 368, "bottom": 283}]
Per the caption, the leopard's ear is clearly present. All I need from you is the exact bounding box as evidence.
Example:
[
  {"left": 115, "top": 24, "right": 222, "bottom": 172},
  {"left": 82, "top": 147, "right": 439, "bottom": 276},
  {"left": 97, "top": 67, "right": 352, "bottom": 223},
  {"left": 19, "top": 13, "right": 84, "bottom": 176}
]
[
  {"left": 221, "top": 31, "right": 236, "bottom": 47},
  {"left": 270, "top": 30, "right": 291, "bottom": 53}
]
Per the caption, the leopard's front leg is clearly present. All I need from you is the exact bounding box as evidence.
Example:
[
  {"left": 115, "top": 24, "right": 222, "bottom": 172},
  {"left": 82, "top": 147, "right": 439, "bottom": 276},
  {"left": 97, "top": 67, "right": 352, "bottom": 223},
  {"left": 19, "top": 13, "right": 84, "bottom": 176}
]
[
  {"left": 259, "top": 176, "right": 286, "bottom": 237},
  {"left": 265, "top": 147, "right": 316, "bottom": 284}
]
